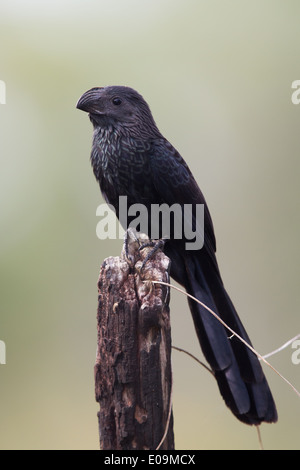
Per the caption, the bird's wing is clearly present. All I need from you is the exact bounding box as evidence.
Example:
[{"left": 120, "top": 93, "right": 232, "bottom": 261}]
[{"left": 148, "top": 138, "right": 216, "bottom": 255}]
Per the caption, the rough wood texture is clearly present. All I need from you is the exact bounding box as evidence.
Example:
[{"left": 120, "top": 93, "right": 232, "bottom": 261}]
[{"left": 95, "top": 230, "right": 174, "bottom": 450}]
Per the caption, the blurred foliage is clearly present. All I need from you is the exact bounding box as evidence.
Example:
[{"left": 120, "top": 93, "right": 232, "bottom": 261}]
[{"left": 0, "top": 0, "right": 299, "bottom": 449}]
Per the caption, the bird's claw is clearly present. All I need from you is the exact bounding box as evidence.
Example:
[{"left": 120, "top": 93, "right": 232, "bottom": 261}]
[{"left": 139, "top": 238, "right": 167, "bottom": 271}]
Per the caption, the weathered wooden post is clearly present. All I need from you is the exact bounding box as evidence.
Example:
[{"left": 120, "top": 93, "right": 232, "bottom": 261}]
[{"left": 94, "top": 230, "right": 174, "bottom": 450}]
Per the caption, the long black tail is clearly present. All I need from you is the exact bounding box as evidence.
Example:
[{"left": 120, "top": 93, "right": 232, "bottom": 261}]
[{"left": 183, "top": 252, "right": 277, "bottom": 425}]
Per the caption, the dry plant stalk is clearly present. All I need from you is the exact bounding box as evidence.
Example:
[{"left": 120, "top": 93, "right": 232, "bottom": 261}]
[{"left": 154, "top": 280, "right": 300, "bottom": 399}]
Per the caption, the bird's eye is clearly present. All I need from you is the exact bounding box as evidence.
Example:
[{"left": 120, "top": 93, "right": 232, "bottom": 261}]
[{"left": 112, "top": 97, "right": 122, "bottom": 106}]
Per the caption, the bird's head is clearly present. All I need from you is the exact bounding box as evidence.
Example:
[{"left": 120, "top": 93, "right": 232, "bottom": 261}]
[{"left": 76, "top": 85, "right": 160, "bottom": 137}]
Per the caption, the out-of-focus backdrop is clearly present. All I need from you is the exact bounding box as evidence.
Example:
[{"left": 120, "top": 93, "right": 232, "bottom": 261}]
[{"left": 0, "top": 0, "right": 299, "bottom": 450}]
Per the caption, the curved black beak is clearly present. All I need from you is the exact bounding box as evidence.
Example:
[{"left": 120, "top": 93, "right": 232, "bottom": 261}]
[{"left": 76, "top": 87, "right": 104, "bottom": 113}]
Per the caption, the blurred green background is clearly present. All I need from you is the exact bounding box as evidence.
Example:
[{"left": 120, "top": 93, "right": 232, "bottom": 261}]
[{"left": 0, "top": 0, "right": 299, "bottom": 450}]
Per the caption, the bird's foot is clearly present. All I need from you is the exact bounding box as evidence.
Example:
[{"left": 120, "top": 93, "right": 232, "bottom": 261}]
[
  {"left": 122, "top": 228, "right": 152, "bottom": 267},
  {"left": 139, "top": 238, "right": 167, "bottom": 271},
  {"left": 122, "top": 229, "right": 167, "bottom": 274}
]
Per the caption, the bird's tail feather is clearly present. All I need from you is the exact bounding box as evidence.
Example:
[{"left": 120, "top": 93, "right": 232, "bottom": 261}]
[{"left": 184, "top": 254, "right": 277, "bottom": 424}]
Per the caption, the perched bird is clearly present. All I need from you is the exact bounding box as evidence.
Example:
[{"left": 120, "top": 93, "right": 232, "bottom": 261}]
[{"left": 76, "top": 86, "right": 277, "bottom": 425}]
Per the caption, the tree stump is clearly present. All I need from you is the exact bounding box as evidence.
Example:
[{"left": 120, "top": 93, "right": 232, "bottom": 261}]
[{"left": 94, "top": 230, "right": 174, "bottom": 450}]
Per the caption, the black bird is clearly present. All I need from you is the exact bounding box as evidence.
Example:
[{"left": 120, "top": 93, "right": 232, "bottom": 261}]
[{"left": 76, "top": 86, "right": 277, "bottom": 425}]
